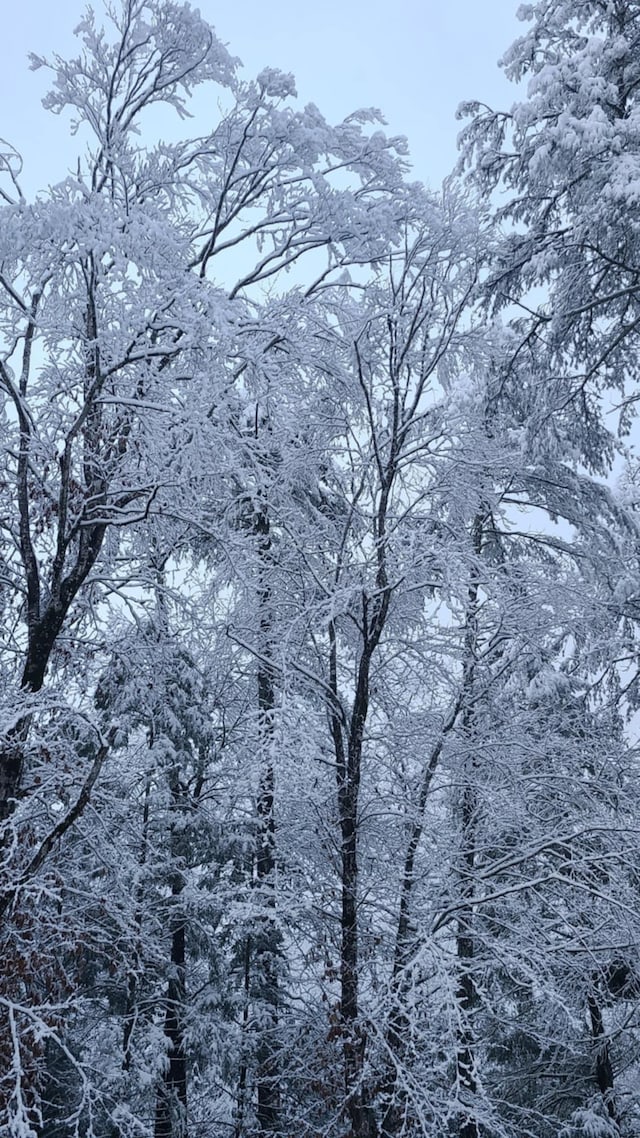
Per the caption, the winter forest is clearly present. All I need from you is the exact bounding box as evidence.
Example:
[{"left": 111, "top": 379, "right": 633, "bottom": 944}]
[{"left": 4, "top": 0, "right": 640, "bottom": 1135}]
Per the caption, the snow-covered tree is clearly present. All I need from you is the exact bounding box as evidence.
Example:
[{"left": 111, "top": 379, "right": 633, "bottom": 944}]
[
  {"left": 1, "top": 3, "right": 639, "bottom": 1138},
  {"left": 457, "top": 0, "right": 640, "bottom": 467}
]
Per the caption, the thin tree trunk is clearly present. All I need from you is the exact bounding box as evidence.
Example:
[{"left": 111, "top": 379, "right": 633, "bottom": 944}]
[
  {"left": 379, "top": 701, "right": 463, "bottom": 1138},
  {"left": 455, "top": 516, "right": 483, "bottom": 1138},
  {"left": 152, "top": 560, "right": 189, "bottom": 1138},
  {"left": 456, "top": 780, "right": 478, "bottom": 1138},
  {"left": 235, "top": 935, "right": 252, "bottom": 1138},
  {"left": 253, "top": 502, "right": 281, "bottom": 1136},
  {"left": 339, "top": 764, "right": 367, "bottom": 1137},
  {"left": 254, "top": 761, "right": 280, "bottom": 1134},
  {"left": 122, "top": 774, "right": 152, "bottom": 1073},
  {"left": 154, "top": 823, "right": 188, "bottom": 1138}
]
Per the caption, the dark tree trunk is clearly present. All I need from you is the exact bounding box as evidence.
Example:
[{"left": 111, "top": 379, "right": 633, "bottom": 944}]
[
  {"left": 122, "top": 775, "right": 152, "bottom": 1073},
  {"left": 253, "top": 503, "right": 281, "bottom": 1137},
  {"left": 331, "top": 596, "right": 387, "bottom": 1138},
  {"left": 0, "top": 531, "right": 107, "bottom": 826},
  {"left": 0, "top": 284, "right": 108, "bottom": 826},
  {"left": 0, "top": 606, "right": 69, "bottom": 825},
  {"left": 339, "top": 770, "right": 368, "bottom": 1138},
  {"left": 0, "top": 720, "right": 30, "bottom": 828},
  {"left": 455, "top": 516, "right": 483, "bottom": 1138},
  {"left": 154, "top": 866, "right": 188, "bottom": 1138},
  {"left": 235, "top": 935, "right": 252, "bottom": 1138},
  {"left": 587, "top": 992, "right": 617, "bottom": 1124},
  {"left": 254, "top": 759, "right": 280, "bottom": 1135},
  {"left": 456, "top": 782, "right": 479, "bottom": 1138}
]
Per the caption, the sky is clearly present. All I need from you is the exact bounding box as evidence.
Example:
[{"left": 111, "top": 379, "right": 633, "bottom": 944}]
[{"left": 3, "top": 0, "right": 523, "bottom": 194}]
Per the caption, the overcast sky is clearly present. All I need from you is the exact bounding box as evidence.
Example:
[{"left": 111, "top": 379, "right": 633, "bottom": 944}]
[{"left": 4, "top": 1, "right": 523, "bottom": 194}]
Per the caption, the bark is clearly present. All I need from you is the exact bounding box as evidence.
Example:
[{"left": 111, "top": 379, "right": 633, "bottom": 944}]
[
  {"left": 235, "top": 935, "right": 252, "bottom": 1138},
  {"left": 587, "top": 992, "right": 617, "bottom": 1125},
  {"left": 122, "top": 775, "right": 152, "bottom": 1073},
  {"left": 253, "top": 503, "right": 281, "bottom": 1136},
  {"left": 154, "top": 778, "right": 188, "bottom": 1138},
  {"left": 0, "top": 720, "right": 30, "bottom": 829},
  {"left": 455, "top": 516, "right": 483, "bottom": 1138},
  {"left": 324, "top": 384, "right": 393, "bottom": 1137},
  {"left": 331, "top": 590, "right": 388, "bottom": 1138},
  {"left": 152, "top": 567, "right": 192, "bottom": 1138},
  {"left": 456, "top": 781, "right": 479, "bottom": 1138},
  {"left": 154, "top": 882, "right": 188, "bottom": 1138},
  {"left": 0, "top": 280, "right": 108, "bottom": 825},
  {"left": 254, "top": 762, "right": 280, "bottom": 1134}
]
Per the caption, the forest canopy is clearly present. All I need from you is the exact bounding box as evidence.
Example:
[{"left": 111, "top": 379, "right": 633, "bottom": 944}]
[{"left": 1, "top": 2, "right": 640, "bottom": 1137}]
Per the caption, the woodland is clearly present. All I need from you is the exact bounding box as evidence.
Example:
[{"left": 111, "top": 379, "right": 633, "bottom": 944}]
[{"left": 1, "top": 1, "right": 640, "bottom": 1136}]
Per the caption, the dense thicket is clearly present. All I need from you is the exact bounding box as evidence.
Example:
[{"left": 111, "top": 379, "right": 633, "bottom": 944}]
[{"left": 1, "top": 3, "right": 639, "bottom": 1137}]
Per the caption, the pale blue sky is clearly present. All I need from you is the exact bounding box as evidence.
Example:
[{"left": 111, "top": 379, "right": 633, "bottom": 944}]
[{"left": 4, "top": 1, "right": 522, "bottom": 193}]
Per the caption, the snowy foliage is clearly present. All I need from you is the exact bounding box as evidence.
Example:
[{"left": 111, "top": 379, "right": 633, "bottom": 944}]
[{"left": 0, "top": 3, "right": 639, "bottom": 1138}]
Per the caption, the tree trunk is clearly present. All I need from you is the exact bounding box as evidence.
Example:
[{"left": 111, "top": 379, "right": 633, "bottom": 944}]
[
  {"left": 339, "top": 773, "right": 370, "bottom": 1138},
  {"left": 154, "top": 710, "right": 189, "bottom": 1138},
  {"left": 254, "top": 760, "right": 280, "bottom": 1135},
  {"left": 456, "top": 780, "right": 479, "bottom": 1138},
  {"left": 0, "top": 607, "right": 69, "bottom": 825},
  {"left": 379, "top": 706, "right": 461, "bottom": 1138},
  {"left": 332, "top": 610, "right": 382, "bottom": 1138},
  {"left": 122, "top": 775, "right": 152, "bottom": 1073},
  {"left": 0, "top": 529, "right": 107, "bottom": 827},
  {"left": 154, "top": 864, "right": 188, "bottom": 1138},
  {"left": 455, "top": 516, "right": 483, "bottom": 1138},
  {"left": 253, "top": 503, "right": 281, "bottom": 1136},
  {"left": 235, "top": 935, "right": 252, "bottom": 1138},
  {"left": 587, "top": 992, "right": 617, "bottom": 1125}
]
